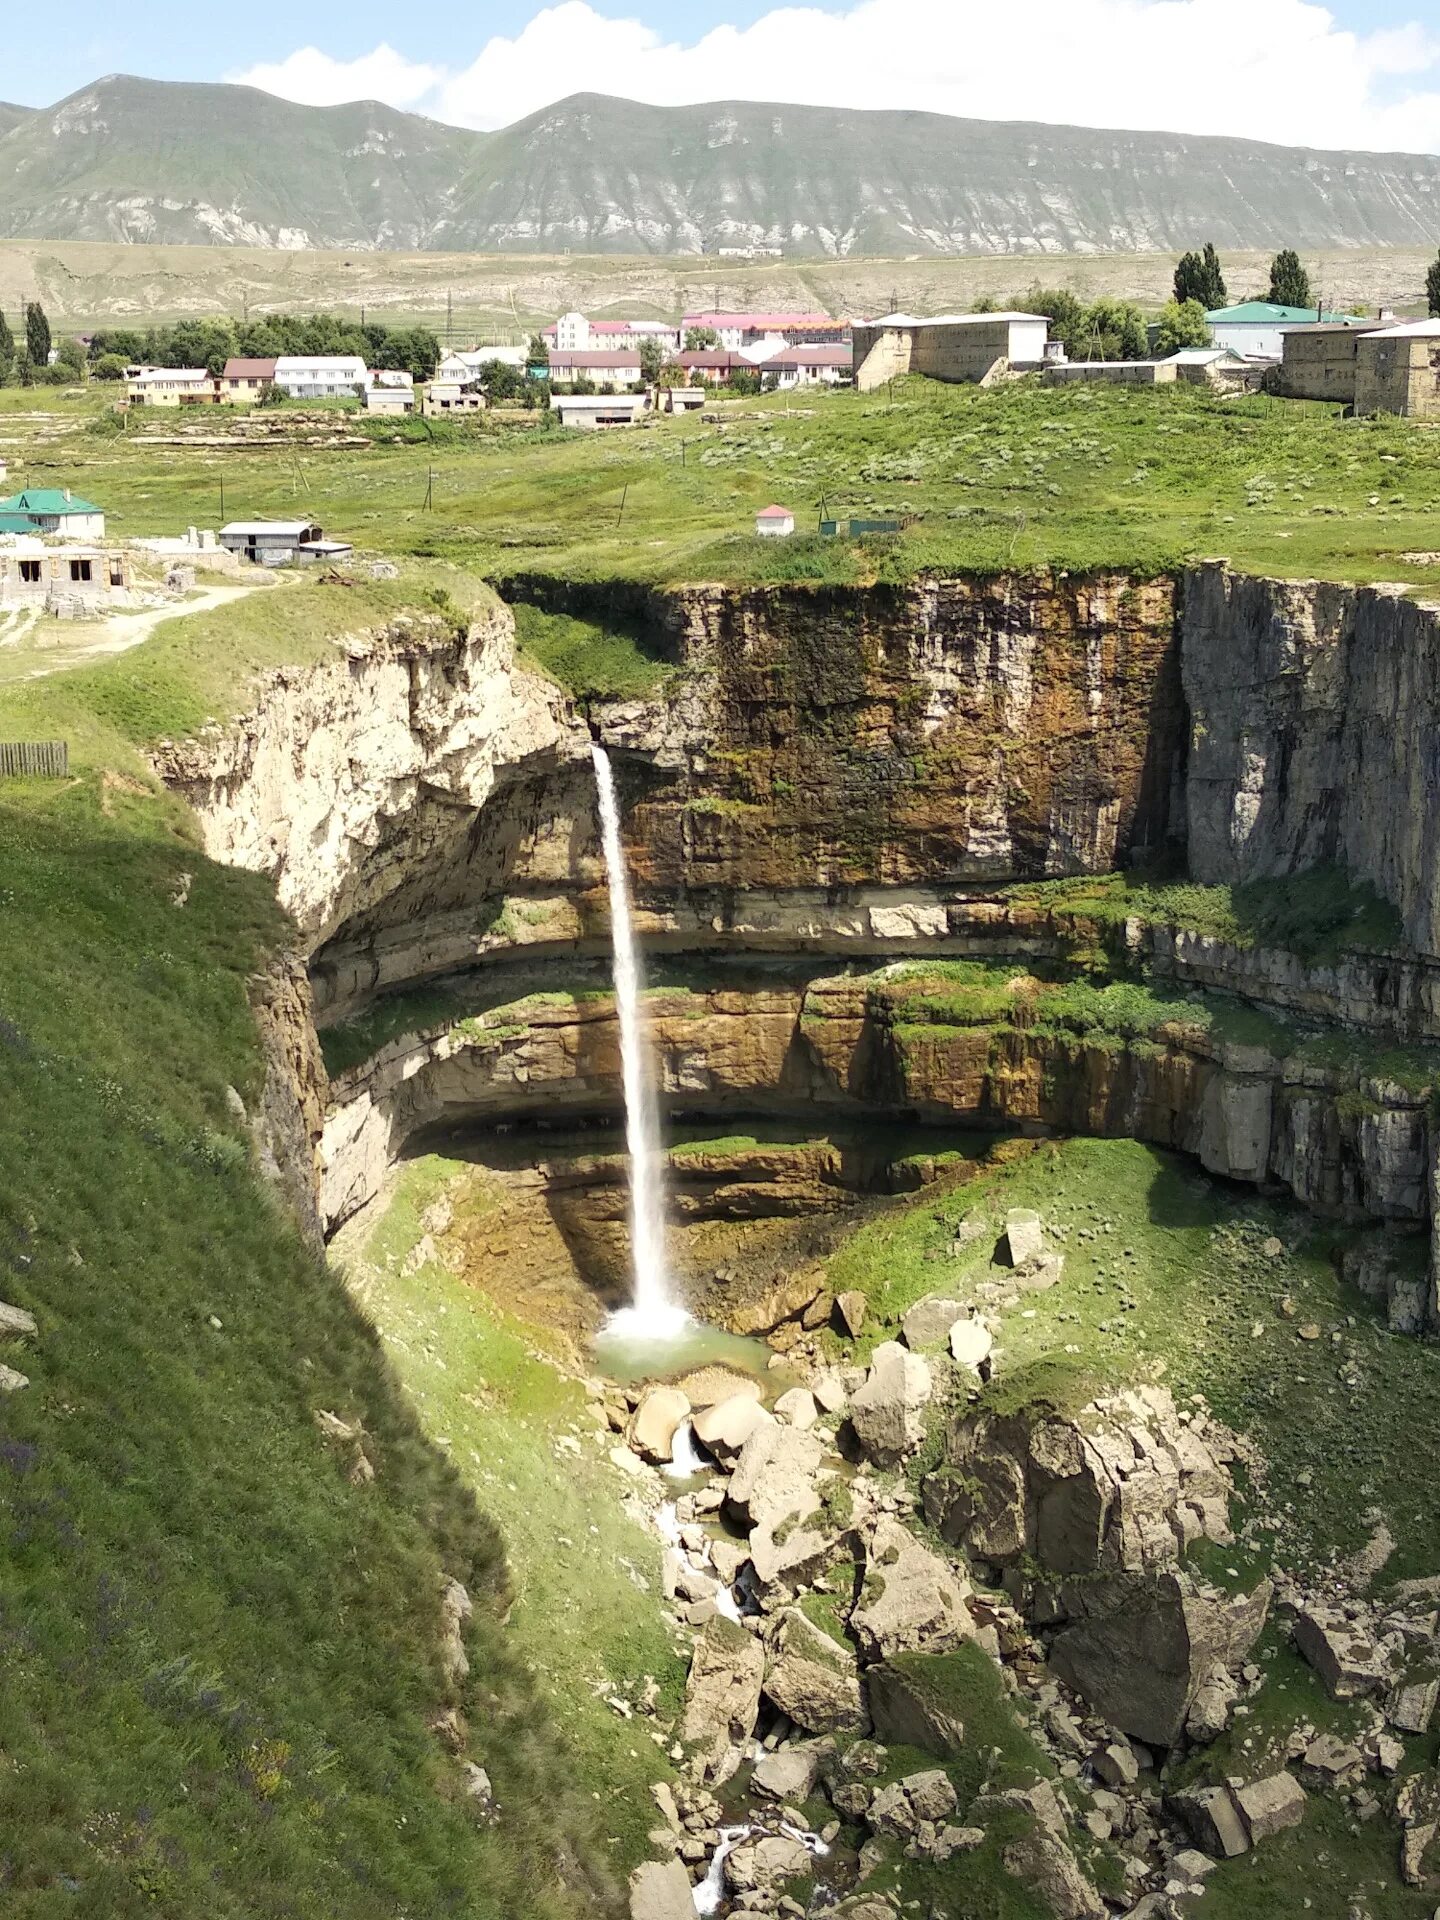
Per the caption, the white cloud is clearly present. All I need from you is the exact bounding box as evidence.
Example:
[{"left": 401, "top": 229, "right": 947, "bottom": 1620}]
[
  {"left": 229, "top": 0, "right": 1440, "bottom": 153},
  {"left": 232, "top": 43, "right": 441, "bottom": 111}
]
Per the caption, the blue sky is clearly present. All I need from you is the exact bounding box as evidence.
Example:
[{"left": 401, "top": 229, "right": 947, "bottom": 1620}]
[{"left": 6, "top": 0, "right": 1440, "bottom": 152}]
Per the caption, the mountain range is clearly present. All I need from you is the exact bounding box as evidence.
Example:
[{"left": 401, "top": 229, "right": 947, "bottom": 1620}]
[{"left": 2, "top": 76, "right": 1439, "bottom": 256}]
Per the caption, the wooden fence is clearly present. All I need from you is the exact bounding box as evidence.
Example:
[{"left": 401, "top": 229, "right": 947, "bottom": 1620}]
[{"left": 0, "top": 742, "right": 69, "bottom": 779}]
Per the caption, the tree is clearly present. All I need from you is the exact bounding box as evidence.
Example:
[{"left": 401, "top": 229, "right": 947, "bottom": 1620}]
[
  {"left": 1427, "top": 250, "right": 1440, "bottom": 318},
  {"left": 1267, "top": 249, "right": 1312, "bottom": 308},
  {"left": 1152, "top": 299, "right": 1212, "bottom": 355},
  {"left": 55, "top": 336, "right": 87, "bottom": 378},
  {"left": 25, "top": 301, "right": 51, "bottom": 368},
  {"left": 1022, "top": 287, "right": 1087, "bottom": 358},
  {"left": 93, "top": 353, "right": 128, "bottom": 382},
  {"left": 684, "top": 326, "right": 719, "bottom": 351},
  {"left": 1079, "top": 298, "right": 1149, "bottom": 360},
  {"left": 0, "top": 311, "right": 12, "bottom": 385},
  {"left": 1174, "top": 243, "right": 1227, "bottom": 311},
  {"left": 638, "top": 337, "right": 666, "bottom": 384},
  {"left": 527, "top": 333, "right": 550, "bottom": 371}
]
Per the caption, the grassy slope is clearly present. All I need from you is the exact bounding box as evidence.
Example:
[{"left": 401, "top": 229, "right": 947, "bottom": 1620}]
[
  {"left": 9, "top": 379, "right": 1440, "bottom": 590},
  {"left": 0, "top": 577, "right": 619, "bottom": 1916},
  {"left": 335, "top": 1154, "right": 687, "bottom": 1871}
]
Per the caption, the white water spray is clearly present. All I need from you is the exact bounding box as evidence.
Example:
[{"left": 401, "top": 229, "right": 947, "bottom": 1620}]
[{"left": 590, "top": 744, "right": 688, "bottom": 1339}]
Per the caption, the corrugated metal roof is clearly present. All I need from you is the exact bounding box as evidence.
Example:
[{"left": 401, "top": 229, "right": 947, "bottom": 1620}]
[
  {"left": 223, "top": 357, "right": 278, "bottom": 378},
  {"left": 221, "top": 521, "right": 317, "bottom": 538},
  {"left": 1370, "top": 319, "right": 1440, "bottom": 339},
  {"left": 547, "top": 350, "right": 644, "bottom": 368},
  {"left": 0, "top": 489, "right": 102, "bottom": 516}
]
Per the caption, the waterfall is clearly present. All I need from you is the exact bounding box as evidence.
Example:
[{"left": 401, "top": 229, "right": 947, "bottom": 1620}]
[{"left": 590, "top": 744, "right": 688, "bottom": 1338}]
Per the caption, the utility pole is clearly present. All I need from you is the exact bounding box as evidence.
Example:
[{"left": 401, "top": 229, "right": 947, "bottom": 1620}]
[
  {"left": 424, "top": 465, "right": 434, "bottom": 511},
  {"left": 446, "top": 289, "right": 453, "bottom": 343},
  {"left": 616, "top": 483, "right": 628, "bottom": 529}
]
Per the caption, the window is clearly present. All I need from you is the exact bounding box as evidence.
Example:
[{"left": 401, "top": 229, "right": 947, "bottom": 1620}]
[
  {"left": 19, "top": 560, "right": 41, "bottom": 584},
  {"left": 69, "top": 559, "right": 92, "bottom": 584}
]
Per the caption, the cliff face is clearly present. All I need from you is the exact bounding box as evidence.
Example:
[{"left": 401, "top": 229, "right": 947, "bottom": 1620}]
[
  {"left": 155, "top": 596, "right": 584, "bottom": 952},
  {"left": 317, "top": 970, "right": 1435, "bottom": 1251},
  {"left": 1184, "top": 565, "right": 1440, "bottom": 959}
]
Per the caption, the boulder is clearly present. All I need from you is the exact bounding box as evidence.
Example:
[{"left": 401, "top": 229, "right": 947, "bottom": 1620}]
[
  {"left": 730, "top": 1271, "right": 825, "bottom": 1337},
  {"left": 849, "top": 1516, "right": 974, "bottom": 1663},
  {"left": 1169, "top": 1784, "right": 1249, "bottom": 1859},
  {"left": 628, "top": 1858, "right": 697, "bottom": 1920},
  {"left": 630, "top": 1387, "right": 691, "bottom": 1465},
  {"left": 0, "top": 1301, "right": 37, "bottom": 1338},
  {"left": 1049, "top": 1569, "right": 1270, "bottom": 1749},
  {"left": 774, "top": 1386, "right": 819, "bottom": 1430},
  {"left": 1292, "top": 1607, "right": 1387, "bottom": 1699},
  {"left": 812, "top": 1371, "right": 848, "bottom": 1416},
  {"left": 724, "top": 1832, "right": 813, "bottom": 1893},
  {"left": 900, "top": 1296, "right": 966, "bottom": 1350},
  {"left": 866, "top": 1656, "right": 966, "bottom": 1758},
  {"left": 748, "top": 1500, "right": 838, "bottom": 1611},
  {"left": 693, "top": 1393, "right": 772, "bottom": 1464},
  {"left": 1002, "top": 1828, "right": 1106, "bottom": 1920},
  {"left": 869, "top": 1769, "right": 958, "bottom": 1838},
  {"left": 680, "top": 1616, "right": 765, "bottom": 1781},
  {"left": 763, "top": 1607, "right": 869, "bottom": 1735},
  {"left": 1389, "top": 1678, "right": 1439, "bottom": 1733},
  {"left": 0, "top": 1364, "right": 29, "bottom": 1392},
  {"left": 728, "top": 1422, "right": 825, "bottom": 1528},
  {"left": 924, "top": 1384, "right": 1236, "bottom": 1577},
  {"left": 834, "top": 1290, "right": 868, "bottom": 1338},
  {"left": 1233, "top": 1771, "right": 1306, "bottom": 1842},
  {"left": 849, "top": 1342, "right": 932, "bottom": 1468},
  {"left": 752, "top": 1741, "right": 827, "bottom": 1802},
  {"left": 949, "top": 1317, "right": 994, "bottom": 1375},
  {"left": 1003, "top": 1210, "right": 1046, "bottom": 1270}
]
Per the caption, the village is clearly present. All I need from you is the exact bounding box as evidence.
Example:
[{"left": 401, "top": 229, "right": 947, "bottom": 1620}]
[{"left": 104, "top": 295, "right": 1440, "bottom": 430}]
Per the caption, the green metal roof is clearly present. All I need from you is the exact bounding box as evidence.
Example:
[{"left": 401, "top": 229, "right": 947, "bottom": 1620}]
[
  {"left": 1204, "top": 302, "right": 1344, "bottom": 325},
  {"left": 0, "top": 488, "right": 102, "bottom": 516}
]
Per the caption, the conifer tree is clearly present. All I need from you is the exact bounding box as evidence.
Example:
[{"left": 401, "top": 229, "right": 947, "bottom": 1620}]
[
  {"left": 1268, "top": 249, "right": 1312, "bottom": 308},
  {"left": 25, "top": 301, "right": 51, "bottom": 368}
]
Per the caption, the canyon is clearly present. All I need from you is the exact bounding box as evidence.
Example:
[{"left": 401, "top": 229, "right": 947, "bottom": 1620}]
[{"left": 141, "top": 551, "right": 1440, "bottom": 1918}]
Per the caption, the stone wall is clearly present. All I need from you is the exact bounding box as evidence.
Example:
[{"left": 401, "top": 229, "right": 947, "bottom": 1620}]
[{"left": 1355, "top": 332, "right": 1440, "bottom": 419}]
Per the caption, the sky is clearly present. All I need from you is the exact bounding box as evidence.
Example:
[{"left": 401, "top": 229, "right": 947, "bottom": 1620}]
[{"left": 5, "top": 0, "right": 1440, "bottom": 153}]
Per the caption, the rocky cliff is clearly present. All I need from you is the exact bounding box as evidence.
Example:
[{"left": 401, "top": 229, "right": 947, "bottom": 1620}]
[
  {"left": 1184, "top": 565, "right": 1440, "bottom": 959},
  {"left": 153, "top": 564, "right": 1440, "bottom": 1305}
]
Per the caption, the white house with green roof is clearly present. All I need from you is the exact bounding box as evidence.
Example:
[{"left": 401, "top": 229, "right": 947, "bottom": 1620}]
[
  {"left": 0, "top": 487, "right": 105, "bottom": 540},
  {"left": 1204, "top": 302, "right": 1371, "bottom": 363}
]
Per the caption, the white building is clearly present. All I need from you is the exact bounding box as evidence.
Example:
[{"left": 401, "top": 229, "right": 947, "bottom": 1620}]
[
  {"left": 758, "top": 345, "right": 854, "bottom": 389},
  {"left": 125, "top": 366, "right": 215, "bottom": 407},
  {"left": 546, "top": 313, "right": 681, "bottom": 353},
  {"left": 272, "top": 356, "right": 372, "bottom": 399},
  {"left": 755, "top": 504, "right": 796, "bottom": 538},
  {"left": 550, "top": 392, "right": 650, "bottom": 430},
  {"left": 365, "top": 387, "right": 415, "bottom": 415},
  {"left": 219, "top": 520, "right": 352, "bottom": 565}
]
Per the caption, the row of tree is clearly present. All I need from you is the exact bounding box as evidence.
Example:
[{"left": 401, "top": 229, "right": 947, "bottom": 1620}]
[
  {"left": 0, "top": 302, "right": 86, "bottom": 386},
  {"left": 1174, "top": 243, "right": 1313, "bottom": 311}
]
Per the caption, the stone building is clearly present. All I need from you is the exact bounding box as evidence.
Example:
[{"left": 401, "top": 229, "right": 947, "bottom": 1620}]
[
  {"left": 1354, "top": 321, "right": 1440, "bottom": 419},
  {"left": 851, "top": 312, "right": 1049, "bottom": 391},
  {"left": 0, "top": 538, "right": 132, "bottom": 613}
]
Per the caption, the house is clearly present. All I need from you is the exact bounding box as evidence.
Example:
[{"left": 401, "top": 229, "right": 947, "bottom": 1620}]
[
  {"left": 0, "top": 536, "right": 131, "bottom": 612},
  {"left": 758, "top": 344, "right": 854, "bottom": 389},
  {"left": 676, "top": 350, "right": 751, "bottom": 384},
  {"left": 1164, "top": 346, "right": 1256, "bottom": 388},
  {"left": 125, "top": 366, "right": 217, "bottom": 407},
  {"left": 365, "top": 387, "right": 416, "bottom": 415},
  {"left": 660, "top": 387, "right": 706, "bottom": 413},
  {"left": 755, "top": 504, "right": 796, "bottom": 538},
  {"left": 271, "top": 355, "right": 371, "bottom": 399},
  {"left": 422, "top": 383, "right": 487, "bottom": 416},
  {"left": 544, "top": 314, "right": 682, "bottom": 354},
  {"left": 219, "top": 521, "right": 352, "bottom": 565},
  {"left": 550, "top": 392, "right": 650, "bottom": 430},
  {"left": 682, "top": 312, "right": 847, "bottom": 352},
  {"left": 1203, "top": 303, "right": 1373, "bottom": 363},
  {"left": 546, "top": 350, "right": 644, "bottom": 391},
  {"left": 1355, "top": 320, "right": 1440, "bottom": 419},
  {"left": 0, "top": 488, "right": 106, "bottom": 539},
  {"left": 851, "top": 313, "right": 1050, "bottom": 390},
  {"left": 220, "top": 357, "right": 277, "bottom": 404}
]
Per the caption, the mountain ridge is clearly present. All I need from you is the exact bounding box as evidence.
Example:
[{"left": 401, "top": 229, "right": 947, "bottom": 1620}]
[{"left": 3, "top": 76, "right": 1440, "bottom": 256}]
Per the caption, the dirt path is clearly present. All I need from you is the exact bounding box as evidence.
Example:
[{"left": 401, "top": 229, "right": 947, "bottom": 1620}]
[{"left": 0, "top": 580, "right": 261, "bottom": 685}]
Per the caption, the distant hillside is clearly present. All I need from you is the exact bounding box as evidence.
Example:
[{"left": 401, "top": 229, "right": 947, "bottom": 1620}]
[
  {"left": 0, "top": 102, "right": 29, "bottom": 136},
  {"left": 3, "top": 77, "right": 1440, "bottom": 256}
]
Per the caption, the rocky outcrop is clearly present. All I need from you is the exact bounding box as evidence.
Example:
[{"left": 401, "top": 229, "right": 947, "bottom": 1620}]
[
  {"left": 155, "top": 594, "right": 583, "bottom": 956},
  {"left": 245, "top": 951, "right": 327, "bottom": 1248}
]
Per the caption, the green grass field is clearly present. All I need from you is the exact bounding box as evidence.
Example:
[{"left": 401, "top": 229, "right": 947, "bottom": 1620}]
[{"left": 5, "top": 377, "right": 1440, "bottom": 590}]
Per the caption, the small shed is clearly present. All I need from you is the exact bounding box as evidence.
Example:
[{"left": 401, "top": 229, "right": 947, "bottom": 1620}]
[
  {"left": 219, "top": 521, "right": 349, "bottom": 566},
  {"left": 755, "top": 505, "right": 796, "bottom": 538},
  {"left": 550, "top": 393, "right": 649, "bottom": 430}
]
